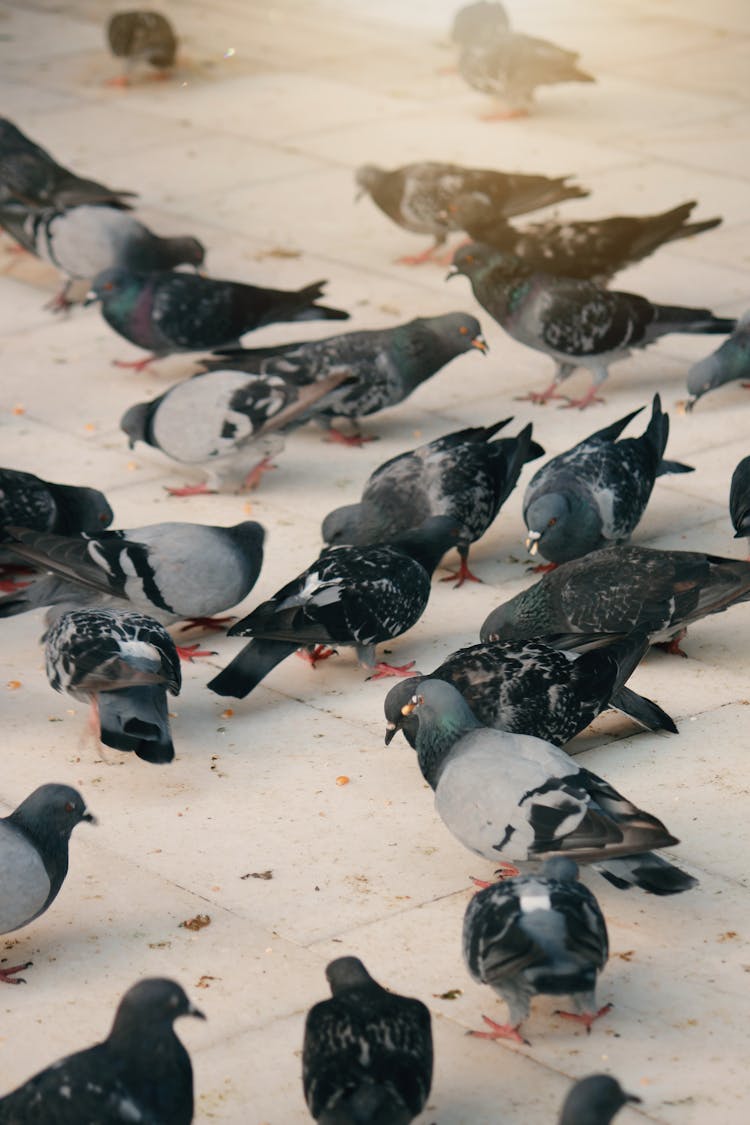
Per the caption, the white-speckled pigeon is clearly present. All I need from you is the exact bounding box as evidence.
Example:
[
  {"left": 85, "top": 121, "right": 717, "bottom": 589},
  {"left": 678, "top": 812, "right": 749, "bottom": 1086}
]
[
  {"left": 559, "top": 1075, "right": 641, "bottom": 1125},
  {"left": 0, "top": 978, "right": 203, "bottom": 1122},
  {"left": 463, "top": 857, "right": 609, "bottom": 1043},
  {"left": 686, "top": 311, "right": 750, "bottom": 410},
  {"left": 448, "top": 242, "right": 737, "bottom": 408},
  {"left": 730, "top": 455, "right": 750, "bottom": 551},
  {"left": 303, "top": 957, "right": 433, "bottom": 1125},
  {"left": 107, "top": 10, "right": 178, "bottom": 84},
  {"left": 0, "top": 784, "right": 94, "bottom": 984},
  {"left": 523, "top": 395, "right": 693, "bottom": 564},
  {"left": 322, "top": 418, "right": 543, "bottom": 585},
  {"left": 401, "top": 679, "right": 696, "bottom": 894}
]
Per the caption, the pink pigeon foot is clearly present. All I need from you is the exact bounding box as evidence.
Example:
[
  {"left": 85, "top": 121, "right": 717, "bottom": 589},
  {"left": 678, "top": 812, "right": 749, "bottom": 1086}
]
[
  {"left": 655, "top": 629, "right": 688, "bottom": 658},
  {"left": 396, "top": 243, "right": 444, "bottom": 266},
  {"left": 0, "top": 577, "right": 31, "bottom": 592},
  {"left": 366, "top": 660, "right": 417, "bottom": 681},
  {"left": 555, "top": 1002, "right": 613, "bottom": 1033},
  {"left": 514, "top": 387, "right": 569, "bottom": 406},
  {"left": 560, "top": 388, "right": 606, "bottom": 410},
  {"left": 243, "top": 457, "right": 276, "bottom": 490},
  {"left": 324, "top": 428, "right": 378, "bottom": 448},
  {"left": 112, "top": 354, "right": 158, "bottom": 373},
  {"left": 468, "top": 1015, "right": 529, "bottom": 1045},
  {"left": 493, "top": 861, "right": 521, "bottom": 880},
  {"left": 470, "top": 876, "right": 493, "bottom": 890},
  {"left": 529, "top": 561, "right": 558, "bottom": 574},
  {"left": 480, "top": 107, "right": 530, "bottom": 121},
  {"left": 176, "top": 642, "right": 217, "bottom": 662},
  {"left": 166, "top": 481, "right": 216, "bottom": 498},
  {"left": 440, "top": 556, "right": 482, "bottom": 587},
  {"left": 0, "top": 961, "right": 33, "bottom": 985},
  {"left": 296, "top": 644, "right": 337, "bottom": 668}
]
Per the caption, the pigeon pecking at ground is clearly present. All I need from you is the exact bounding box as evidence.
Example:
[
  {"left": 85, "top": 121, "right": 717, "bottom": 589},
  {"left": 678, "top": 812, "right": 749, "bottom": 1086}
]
[
  {"left": 481, "top": 544, "right": 750, "bottom": 656},
  {"left": 200, "top": 312, "right": 488, "bottom": 444},
  {"left": 445, "top": 197, "right": 722, "bottom": 284},
  {"left": 400, "top": 678, "right": 696, "bottom": 894},
  {"left": 0, "top": 117, "right": 136, "bottom": 210},
  {"left": 383, "top": 630, "right": 676, "bottom": 750},
  {"left": 0, "top": 200, "right": 204, "bottom": 311},
  {"left": 106, "top": 10, "right": 178, "bottom": 86},
  {"left": 0, "top": 978, "right": 203, "bottom": 1122},
  {"left": 322, "top": 418, "right": 543, "bottom": 585},
  {"left": 45, "top": 608, "right": 182, "bottom": 764},
  {"left": 85, "top": 266, "right": 349, "bottom": 371},
  {"left": 354, "top": 160, "right": 587, "bottom": 264},
  {"left": 0, "top": 784, "right": 95, "bottom": 984},
  {"left": 685, "top": 311, "right": 750, "bottom": 410},
  {"left": 208, "top": 516, "right": 461, "bottom": 699},
  {"left": 558, "top": 1075, "right": 641, "bottom": 1125},
  {"left": 302, "top": 956, "right": 433, "bottom": 1125},
  {"left": 730, "top": 455, "right": 750, "bottom": 553},
  {"left": 463, "top": 858, "right": 610, "bottom": 1043},
  {"left": 448, "top": 242, "right": 737, "bottom": 408},
  {"left": 523, "top": 394, "right": 693, "bottom": 566}
]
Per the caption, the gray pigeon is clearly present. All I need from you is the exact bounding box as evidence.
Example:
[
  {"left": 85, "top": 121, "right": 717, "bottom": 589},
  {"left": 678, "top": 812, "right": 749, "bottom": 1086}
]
[
  {"left": 303, "top": 957, "right": 433, "bottom": 1125},
  {"left": 0, "top": 784, "right": 95, "bottom": 984},
  {"left": 686, "top": 311, "right": 750, "bottom": 410},
  {"left": 1, "top": 520, "right": 265, "bottom": 644},
  {"left": 0, "top": 200, "right": 204, "bottom": 311},
  {"left": 322, "top": 418, "right": 543, "bottom": 585},
  {"left": 207, "top": 517, "right": 461, "bottom": 700},
  {"left": 463, "top": 858, "right": 609, "bottom": 1043},
  {"left": 45, "top": 608, "right": 182, "bottom": 764},
  {"left": 0, "top": 978, "right": 203, "bottom": 1123},
  {"left": 451, "top": 2, "right": 509, "bottom": 47},
  {"left": 201, "top": 313, "right": 488, "bottom": 443},
  {"left": 481, "top": 543, "right": 750, "bottom": 656},
  {"left": 559, "top": 1075, "right": 641, "bottom": 1125},
  {"left": 120, "top": 367, "right": 359, "bottom": 495},
  {"left": 400, "top": 678, "right": 696, "bottom": 894},
  {"left": 730, "top": 455, "right": 750, "bottom": 551},
  {"left": 107, "top": 10, "right": 178, "bottom": 84},
  {"left": 85, "top": 267, "right": 349, "bottom": 371},
  {"left": 354, "top": 160, "right": 587, "bottom": 263},
  {"left": 383, "top": 630, "right": 676, "bottom": 750},
  {"left": 448, "top": 242, "right": 737, "bottom": 408},
  {"left": 523, "top": 395, "right": 693, "bottom": 565}
]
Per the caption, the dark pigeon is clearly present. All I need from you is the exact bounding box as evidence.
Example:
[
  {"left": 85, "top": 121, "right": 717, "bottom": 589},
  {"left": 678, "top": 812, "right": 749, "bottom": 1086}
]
[
  {"left": 107, "top": 10, "right": 178, "bottom": 83},
  {"left": 0, "top": 784, "right": 95, "bottom": 984},
  {"left": 322, "top": 418, "right": 543, "bottom": 585},
  {"left": 463, "top": 858, "right": 609, "bottom": 1043},
  {"left": 559, "top": 1075, "right": 641, "bottom": 1125},
  {"left": 481, "top": 544, "right": 750, "bottom": 656},
  {"left": 383, "top": 631, "right": 676, "bottom": 750},
  {"left": 0, "top": 978, "right": 203, "bottom": 1122},
  {"left": 448, "top": 242, "right": 737, "bottom": 408},
  {"left": 730, "top": 455, "right": 750, "bottom": 550},
  {"left": 446, "top": 196, "right": 722, "bottom": 284},
  {"left": 303, "top": 957, "right": 433, "bottom": 1125},
  {"left": 400, "top": 678, "right": 697, "bottom": 894},
  {"left": 354, "top": 160, "right": 587, "bottom": 263},
  {"left": 207, "top": 516, "right": 461, "bottom": 699},
  {"left": 45, "top": 608, "right": 182, "bottom": 763},
  {"left": 523, "top": 394, "right": 693, "bottom": 565},
  {"left": 85, "top": 267, "right": 349, "bottom": 371},
  {"left": 0, "top": 117, "right": 136, "bottom": 209},
  {"left": 686, "top": 312, "right": 750, "bottom": 410},
  {"left": 202, "top": 313, "right": 488, "bottom": 442}
]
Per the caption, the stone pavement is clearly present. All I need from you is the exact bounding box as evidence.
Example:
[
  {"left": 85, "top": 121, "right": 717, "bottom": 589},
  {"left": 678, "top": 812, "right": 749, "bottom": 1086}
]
[{"left": 1, "top": 1, "right": 749, "bottom": 1121}]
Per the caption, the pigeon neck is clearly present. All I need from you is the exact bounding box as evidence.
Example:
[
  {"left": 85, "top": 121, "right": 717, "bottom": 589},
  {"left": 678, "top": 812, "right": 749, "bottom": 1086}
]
[
  {"left": 415, "top": 706, "right": 481, "bottom": 788},
  {"left": 106, "top": 1018, "right": 193, "bottom": 1121},
  {"left": 7, "top": 810, "right": 72, "bottom": 897}
]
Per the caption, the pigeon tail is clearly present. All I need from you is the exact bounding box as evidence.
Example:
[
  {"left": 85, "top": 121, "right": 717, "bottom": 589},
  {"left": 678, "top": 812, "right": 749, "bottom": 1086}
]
[
  {"left": 595, "top": 852, "right": 697, "bottom": 895},
  {"left": 97, "top": 685, "right": 174, "bottom": 763},
  {"left": 318, "top": 1082, "right": 412, "bottom": 1125},
  {"left": 207, "top": 637, "right": 299, "bottom": 699},
  {"left": 284, "top": 281, "right": 349, "bottom": 323},
  {"left": 609, "top": 685, "right": 677, "bottom": 733},
  {"left": 651, "top": 305, "right": 736, "bottom": 337}
]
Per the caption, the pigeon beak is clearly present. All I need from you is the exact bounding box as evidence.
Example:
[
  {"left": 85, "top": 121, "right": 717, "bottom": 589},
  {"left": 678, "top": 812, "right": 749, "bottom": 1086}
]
[
  {"left": 624, "top": 1094, "right": 642, "bottom": 1105},
  {"left": 445, "top": 266, "right": 458, "bottom": 281},
  {"left": 83, "top": 290, "right": 98, "bottom": 306},
  {"left": 355, "top": 187, "right": 365, "bottom": 202},
  {"left": 127, "top": 436, "right": 136, "bottom": 451},
  {"left": 82, "top": 809, "right": 97, "bottom": 825},
  {"left": 188, "top": 1002, "right": 207, "bottom": 1021},
  {"left": 471, "top": 334, "right": 488, "bottom": 354},
  {"left": 384, "top": 722, "right": 397, "bottom": 746},
  {"left": 525, "top": 532, "right": 541, "bottom": 556}
]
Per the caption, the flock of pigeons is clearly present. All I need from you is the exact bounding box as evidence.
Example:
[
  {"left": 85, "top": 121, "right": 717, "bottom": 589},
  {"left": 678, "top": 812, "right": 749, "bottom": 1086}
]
[{"left": 1, "top": 2, "right": 749, "bottom": 1123}]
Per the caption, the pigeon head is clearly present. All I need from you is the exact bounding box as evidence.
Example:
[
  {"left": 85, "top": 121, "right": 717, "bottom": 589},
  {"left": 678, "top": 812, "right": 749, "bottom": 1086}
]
[
  {"left": 8, "top": 783, "right": 96, "bottom": 840},
  {"left": 354, "top": 164, "right": 385, "bottom": 200},
  {"left": 120, "top": 397, "right": 160, "bottom": 448},
  {"left": 322, "top": 501, "right": 392, "bottom": 547},
  {"left": 524, "top": 491, "right": 603, "bottom": 564},
  {"left": 86, "top": 266, "right": 142, "bottom": 307},
  {"left": 420, "top": 311, "right": 488, "bottom": 355},
  {"left": 325, "top": 956, "right": 376, "bottom": 995},
  {"left": 47, "top": 482, "right": 114, "bottom": 534},
  {"left": 480, "top": 580, "right": 552, "bottom": 644},
  {"left": 383, "top": 675, "right": 425, "bottom": 747},
  {"left": 686, "top": 313, "right": 750, "bottom": 406},
  {"left": 559, "top": 1074, "right": 641, "bottom": 1125},
  {"left": 388, "top": 515, "right": 463, "bottom": 576},
  {"left": 228, "top": 519, "right": 266, "bottom": 558},
  {"left": 161, "top": 235, "right": 206, "bottom": 271},
  {"left": 448, "top": 243, "right": 527, "bottom": 282},
  {"left": 400, "top": 678, "right": 482, "bottom": 788},
  {"left": 109, "top": 978, "right": 205, "bottom": 1042}
]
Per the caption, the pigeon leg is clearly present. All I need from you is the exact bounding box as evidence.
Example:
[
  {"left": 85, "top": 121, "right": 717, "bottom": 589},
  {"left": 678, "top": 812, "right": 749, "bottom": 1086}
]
[
  {"left": 396, "top": 239, "right": 446, "bottom": 266},
  {"left": 470, "top": 876, "right": 494, "bottom": 890},
  {"left": 554, "top": 1003, "right": 613, "bottom": 1033},
  {"left": 468, "top": 1015, "right": 529, "bottom": 1045},
  {"left": 296, "top": 644, "right": 337, "bottom": 667},
  {"left": 166, "top": 481, "right": 217, "bottom": 498},
  {"left": 655, "top": 629, "right": 689, "bottom": 657},
  {"left": 366, "top": 660, "right": 418, "bottom": 681},
  {"left": 440, "top": 551, "right": 483, "bottom": 587},
  {"left": 560, "top": 368, "right": 609, "bottom": 410},
  {"left": 176, "top": 642, "right": 217, "bottom": 662},
  {"left": 0, "top": 961, "right": 33, "bottom": 985},
  {"left": 44, "top": 280, "right": 73, "bottom": 314},
  {"left": 480, "top": 107, "right": 530, "bottom": 122},
  {"left": 528, "top": 561, "right": 558, "bottom": 574},
  {"left": 493, "top": 861, "right": 521, "bottom": 880},
  {"left": 242, "top": 457, "right": 277, "bottom": 491},
  {"left": 324, "top": 427, "right": 378, "bottom": 448},
  {"left": 515, "top": 369, "right": 573, "bottom": 406},
  {"left": 112, "top": 354, "right": 159, "bottom": 373}
]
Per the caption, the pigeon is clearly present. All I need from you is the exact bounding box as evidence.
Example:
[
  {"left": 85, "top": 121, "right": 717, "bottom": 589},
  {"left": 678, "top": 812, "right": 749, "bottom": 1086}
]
[
  {"left": 0, "top": 784, "right": 95, "bottom": 984},
  {"left": 458, "top": 32, "right": 594, "bottom": 119},
  {"left": 480, "top": 544, "right": 750, "bottom": 657},
  {"left": 45, "top": 608, "right": 182, "bottom": 763},
  {"left": 445, "top": 196, "right": 722, "bottom": 284},
  {"left": 463, "top": 858, "right": 610, "bottom": 1043},
  {"left": 383, "top": 630, "right": 676, "bottom": 750},
  {"left": 303, "top": 957, "right": 433, "bottom": 1125},
  {"left": 120, "top": 367, "right": 361, "bottom": 495},
  {"left": 322, "top": 418, "right": 544, "bottom": 585},
  {"left": 451, "top": 2, "right": 509, "bottom": 47},
  {"left": 207, "top": 516, "right": 461, "bottom": 699},
  {"left": 85, "top": 267, "right": 349, "bottom": 371},
  {"left": 354, "top": 161, "right": 587, "bottom": 263},
  {"left": 730, "top": 455, "right": 750, "bottom": 551},
  {"left": 448, "top": 242, "right": 737, "bottom": 408},
  {"left": 686, "top": 311, "right": 750, "bottom": 410},
  {"left": 0, "top": 200, "right": 204, "bottom": 310},
  {"left": 0, "top": 117, "right": 136, "bottom": 209},
  {"left": 0, "top": 978, "right": 203, "bottom": 1122},
  {"left": 400, "top": 678, "right": 697, "bottom": 894},
  {"left": 1, "top": 521, "right": 265, "bottom": 642},
  {"left": 523, "top": 395, "right": 693, "bottom": 565},
  {"left": 107, "top": 10, "right": 178, "bottom": 85},
  {"left": 201, "top": 313, "right": 488, "bottom": 443},
  {"left": 559, "top": 1075, "right": 641, "bottom": 1125}
]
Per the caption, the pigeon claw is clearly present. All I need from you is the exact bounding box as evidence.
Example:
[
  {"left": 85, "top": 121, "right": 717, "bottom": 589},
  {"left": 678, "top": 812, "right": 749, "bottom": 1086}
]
[
  {"left": 470, "top": 876, "right": 494, "bottom": 891},
  {"left": 655, "top": 629, "right": 689, "bottom": 658},
  {"left": 468, "top": 1015, "right": 529, "bottom": 1046},
  {"left": 296, "top": 644, "right": 338, "bottom": 668},
  {"left": 559, "top": 390, "right": 606, "bottom": 410},
  {"left": 324, "top": 429, "right": 378, "bottom": 448},
  {"left": 112, "top": 354, "right": 158, "bottom": 373},
  {"left": 0, "top": 961, "right": 33, "bottom": 985},
  {"left": 366, "top": 660, "right": 418, "bottom": 681},
  {"left": 242, "top": 457, "right": 277, "bottom": 491},
  {"left": 176, "top": 642, "right": 218, "bottom": 662},
  {"left": 165, "top": 482, "right": 217, "bottom": 498},
  {"left": 479, "top": 107, "right": 530, "bottom": 122},
  {"left": 493, "top": 862, "right": 521, "bottom": 880},
  {"left": 528, "top": 561, "right": 558, "bottom": 575},
  {"left": 554, "top": 1002, "right": 613, "bottom": 1034},
  {"left": 514, "top": 388, "right": 569, "bottom": 406},
  {"left": 440, "top": 557, "right": 483, "bottom": 587}
]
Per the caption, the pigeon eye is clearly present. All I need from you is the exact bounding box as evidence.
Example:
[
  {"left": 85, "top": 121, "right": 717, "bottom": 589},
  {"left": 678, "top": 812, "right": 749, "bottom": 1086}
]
[
  {"left": 548, "top": 518, "right": 557, "bottom": 528},
  {"left": 459, "top": 326, "right": 468, "bottom": 335},
  {"left": 103, "top": 281, "right": 114, "bottom": 292},
  {"left": 64, "top": 801, "right": 74, "bottom": 813}
]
